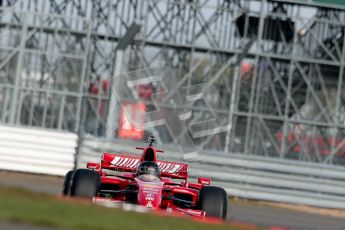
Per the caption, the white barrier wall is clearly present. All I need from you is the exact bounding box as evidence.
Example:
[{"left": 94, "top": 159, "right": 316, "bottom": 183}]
[{"left": 0, "top": 125, "right": 77, "bottom": 176}]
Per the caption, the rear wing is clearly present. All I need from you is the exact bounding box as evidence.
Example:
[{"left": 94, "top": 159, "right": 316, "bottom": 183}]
[{"left": 101, "top": 153, "right": 188, "bottom": 180}]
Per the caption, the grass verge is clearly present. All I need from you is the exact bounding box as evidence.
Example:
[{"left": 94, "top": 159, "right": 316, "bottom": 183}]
[{"left": 0, "top": 187, "right": 251, "bottom": 230}]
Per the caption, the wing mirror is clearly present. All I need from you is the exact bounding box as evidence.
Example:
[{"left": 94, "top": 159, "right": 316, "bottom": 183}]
[{"left": 198, "top": 177, "right": 211, "bottom": 185}]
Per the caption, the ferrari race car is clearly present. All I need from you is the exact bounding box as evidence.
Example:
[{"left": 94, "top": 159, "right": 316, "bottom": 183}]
[{"left": 62, "top": 136, "right": 227, "bottom": 219}]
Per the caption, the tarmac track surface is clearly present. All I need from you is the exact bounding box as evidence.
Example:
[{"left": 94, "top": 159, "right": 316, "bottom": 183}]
[{"left": 0, "top": 171, "right": 344, "bottom": 230}]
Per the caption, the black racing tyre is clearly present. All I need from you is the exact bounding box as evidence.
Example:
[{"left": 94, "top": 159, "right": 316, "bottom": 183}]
[
  {"left": 70, "top": 169, "right": 100, "bottom": 199},
  {"left": 199, "top": 186, "right": 228, "bottom": 219},
  {"left": 62, "top": 170, "right": 74, "bottom": 196}
]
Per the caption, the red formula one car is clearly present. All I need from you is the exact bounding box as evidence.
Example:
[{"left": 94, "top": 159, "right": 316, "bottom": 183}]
[{"left": 62, "top": 136, "right": 227, "bottom": 219}]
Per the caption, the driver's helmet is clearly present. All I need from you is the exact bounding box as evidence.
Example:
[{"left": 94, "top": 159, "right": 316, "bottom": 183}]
[{"left": 136, "top": 161, "right": 160, "bottom": 178}]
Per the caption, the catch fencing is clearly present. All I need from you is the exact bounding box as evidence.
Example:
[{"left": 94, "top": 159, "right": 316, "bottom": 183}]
[{"left": 77, "top": 135, "right": 345, "bottom": 210}]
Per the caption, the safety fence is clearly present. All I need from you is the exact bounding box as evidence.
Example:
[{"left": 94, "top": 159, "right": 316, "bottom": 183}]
[
  {"left": 77, "top": 135, "right": 345, "bottom": 210},
  {"left": 0, "top": 124, "right": 77, "bottom": 176}
]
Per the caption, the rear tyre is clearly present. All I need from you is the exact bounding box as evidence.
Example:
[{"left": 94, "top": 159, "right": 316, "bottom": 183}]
[
  {"left": 62, "top": 170, "right": 74, "bottom": 196},
  {"left": 70, "top": 169, "right": 100, "bottom": 199},
  {"left": 199, "top": 186, "right": 227, "bottom": 219}
]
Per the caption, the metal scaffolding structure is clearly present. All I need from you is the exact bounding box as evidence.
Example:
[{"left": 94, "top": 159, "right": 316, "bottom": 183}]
[{"left": 0, "top": 0, "right": 345, "bottom": 165}]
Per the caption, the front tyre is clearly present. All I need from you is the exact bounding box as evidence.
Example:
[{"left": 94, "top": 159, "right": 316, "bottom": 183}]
[
  {"left": 70, "top": 169, "right": 100, "bottom": 199},
  {"left": 199, "top": 186, "right": 227, "bottom": 219},
  {"left": 62, "top": 170, "right": 74, "bottom": 196}
]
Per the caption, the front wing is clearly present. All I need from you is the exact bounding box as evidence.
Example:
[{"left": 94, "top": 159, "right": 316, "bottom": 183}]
[{"left": 93, "top": 197, "right": 206, "bottom": 219}]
